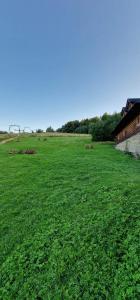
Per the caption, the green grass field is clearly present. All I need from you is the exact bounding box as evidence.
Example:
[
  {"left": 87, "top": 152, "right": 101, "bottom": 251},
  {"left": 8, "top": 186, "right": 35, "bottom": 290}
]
[{"left": 0, "top": 136, "right": 140, "bottom": 299}]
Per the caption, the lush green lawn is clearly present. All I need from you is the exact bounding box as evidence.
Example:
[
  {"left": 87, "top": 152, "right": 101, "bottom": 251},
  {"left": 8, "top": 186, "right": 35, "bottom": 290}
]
[{"left": 0, "top": 136, "right": 140, "bottom": 299}]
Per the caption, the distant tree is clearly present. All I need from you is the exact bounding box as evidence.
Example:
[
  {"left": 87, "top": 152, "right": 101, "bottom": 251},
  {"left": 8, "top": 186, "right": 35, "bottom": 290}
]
[
  {"left": 89, "top": 116, "right": 100, "bottom": 124},
  {"left": 75, "top": 125, "right": 89, "bottom": 134},
  {"left": 36, "top": 129, "right": 43, "bottom": 133},
  {"left": 91, "top": 121, "right": 105, "bottom": 141},
  {"left": 88, "top": 124, "right": 97, "bottom": 134},
  {"left": 101, "top": 112, "right": 110, "bottom": 121},
  {"left": 57, "top": 120, "right": 80, "bottom": 133},
  {"left": 56, "top": 128, "right": 62, "bottom": 132},
  {"left": 0, "top": 131, "right": 8, "bottom": 134},
  {"left": 80, "top": 119, "right": 89, "bottom": 126},
  {"left": 91, "top": 112, "right": 121, "bottom": 141},
  {"left": 46, "top": 126, "right": 54, "bottom": 132}
]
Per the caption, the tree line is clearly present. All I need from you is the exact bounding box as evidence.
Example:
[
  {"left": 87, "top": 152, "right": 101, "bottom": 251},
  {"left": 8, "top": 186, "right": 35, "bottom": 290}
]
[{"left": 57, "top": 112, "right": 121, "bottom": 141}]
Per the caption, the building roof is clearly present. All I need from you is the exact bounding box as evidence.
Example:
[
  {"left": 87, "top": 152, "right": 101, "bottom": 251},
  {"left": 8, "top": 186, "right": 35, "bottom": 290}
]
[
  {"left": 121, "top": 99, "right": 140, "bottom": 115},
  {"left": 121, "top": 106, "right": 128, "bottom": 115},
  {"left": 113, "top": 100, "right": 140, "bottom": 135},
  {"left": 127, "top": 98, "right": 140, "bottom": 104}
]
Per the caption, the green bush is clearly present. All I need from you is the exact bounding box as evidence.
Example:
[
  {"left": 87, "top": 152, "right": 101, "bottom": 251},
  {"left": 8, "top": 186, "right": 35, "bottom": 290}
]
[
  {"left": 91, "top": 113, "right": 121, "bottom": 141},
  {"left": 46, "top": 126, "right": 54, "bottom": 132}
]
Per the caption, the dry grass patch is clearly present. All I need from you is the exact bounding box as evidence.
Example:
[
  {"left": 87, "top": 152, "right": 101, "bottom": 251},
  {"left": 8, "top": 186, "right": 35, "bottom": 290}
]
[{"left": 85, "top": 143, "right": 94, "bottom": 149}]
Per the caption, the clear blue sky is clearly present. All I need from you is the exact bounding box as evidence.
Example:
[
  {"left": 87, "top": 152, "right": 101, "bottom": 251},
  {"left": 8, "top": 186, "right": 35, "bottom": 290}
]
[{"left": 1, "top": 0, "right": 140, "bottom": 131}]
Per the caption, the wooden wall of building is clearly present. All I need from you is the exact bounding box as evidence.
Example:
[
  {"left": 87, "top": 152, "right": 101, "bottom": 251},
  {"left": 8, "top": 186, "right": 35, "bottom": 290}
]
[{"left": 116, "top": 113, "right": 140, "bottom": 143}]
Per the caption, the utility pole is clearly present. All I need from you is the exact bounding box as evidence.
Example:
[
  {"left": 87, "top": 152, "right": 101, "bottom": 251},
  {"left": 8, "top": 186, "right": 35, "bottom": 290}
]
[{"left": 9, "top": 124, "right": 21, "bottom": 134}]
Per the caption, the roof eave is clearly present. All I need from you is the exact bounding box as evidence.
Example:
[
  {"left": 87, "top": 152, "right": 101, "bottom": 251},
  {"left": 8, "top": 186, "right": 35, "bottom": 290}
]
[{"left": 112, "top": 103, "right": 140, "bottom": 136}]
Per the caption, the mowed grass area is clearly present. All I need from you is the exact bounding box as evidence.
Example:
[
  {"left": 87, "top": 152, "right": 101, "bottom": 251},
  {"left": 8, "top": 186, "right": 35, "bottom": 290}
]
[{"left": 0, "top": 136, "right": 140, "bottom": 299}]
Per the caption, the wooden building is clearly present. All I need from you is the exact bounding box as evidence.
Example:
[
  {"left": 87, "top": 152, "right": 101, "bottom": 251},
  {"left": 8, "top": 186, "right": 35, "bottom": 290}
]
[
  {"left": 113, "top": 99, "right": 140, "bottom": 156},
  {"left": 113, "top": 99, "right": 140, "bottom": 143}
]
